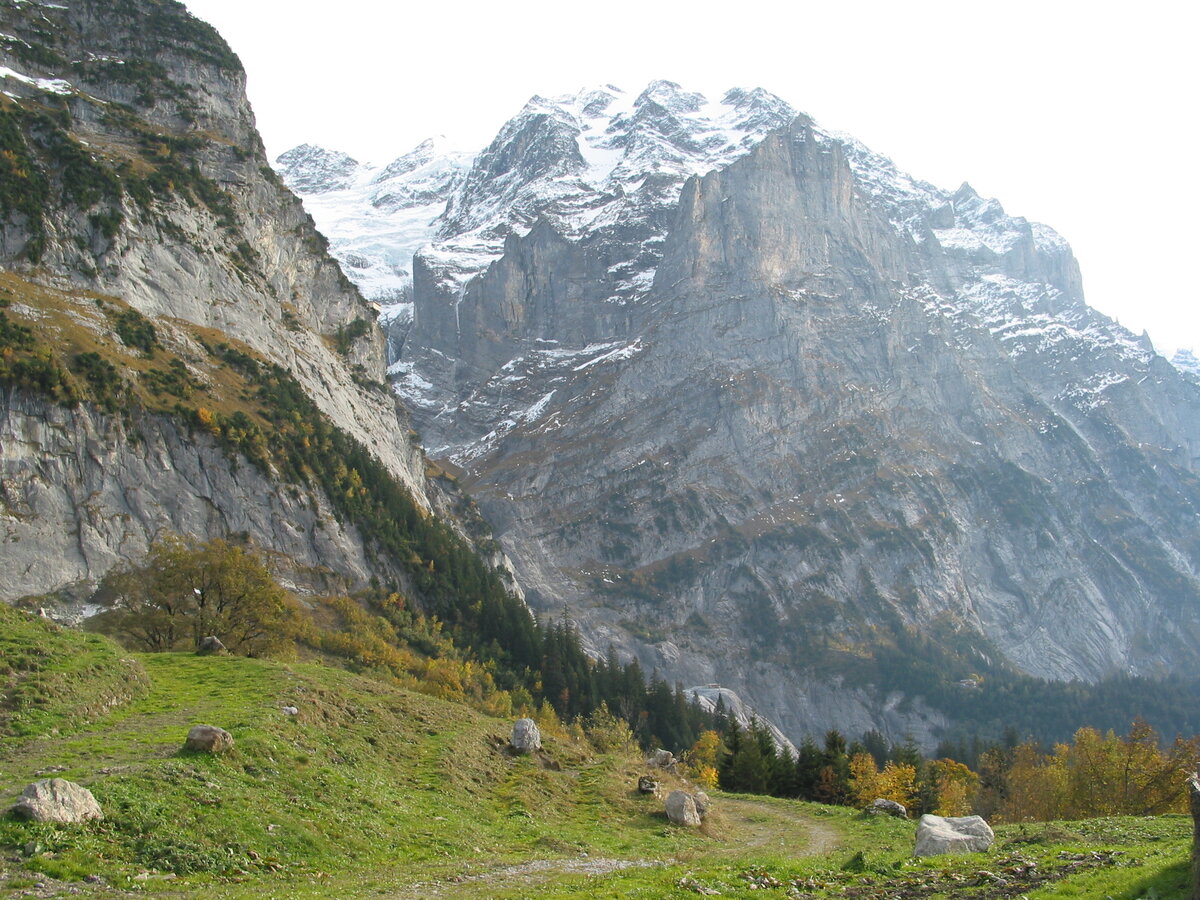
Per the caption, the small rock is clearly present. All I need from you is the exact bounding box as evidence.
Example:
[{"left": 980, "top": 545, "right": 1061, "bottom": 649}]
[
  {"left": 510, "top": 717, "right": 541, "bottom": 753},
  {"left": 11, "top": 779, "right": 103, "bottom": 824},
  {"left": 281, "top": 705, "right": 299, "bottom": 716},
  {"left": 914, "top": 813, "right": 995, "bottom": 856},
  {"left": 868, "top": 798, "right": 907, "bottom": 818},
  {"left": 637, "top": 775, "right": 659, "bottom": 794},
  {"left": 692, "top": 791, "right": 711, "bottom": 820},
  {"left": 184, "top": 724, "right": 234, "bottom": 753},
  {"left": 196, "top": 635, "right": 226, "bottom": 655},
  {"left": 665, "top": 790, "right": 701, "bottom": 827}
]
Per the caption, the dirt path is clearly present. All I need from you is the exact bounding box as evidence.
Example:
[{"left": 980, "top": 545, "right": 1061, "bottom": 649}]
[{"left": 394, "top": 795, "right": 843, "bottom": 898}]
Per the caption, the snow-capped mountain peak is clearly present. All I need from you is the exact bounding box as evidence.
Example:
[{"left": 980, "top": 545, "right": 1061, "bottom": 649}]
[
  {"left": 277, "top": 82, "right": 797, "bottom": 307},
  {"left": 274, "top": 143, "right": 361, "bottom": 194}
]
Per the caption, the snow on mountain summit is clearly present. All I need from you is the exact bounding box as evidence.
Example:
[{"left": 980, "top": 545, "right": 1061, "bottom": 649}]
[
  {"left": 275, "top": 137, "right": 472, "bottom": 312},
  {"left": 276, "top": 82, "right": 795, "bottom": 304},
  {"left": 275, "top": 144, "right": 362, "bottom": 194}
]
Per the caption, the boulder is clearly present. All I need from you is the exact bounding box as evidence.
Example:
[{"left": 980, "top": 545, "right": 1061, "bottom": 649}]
[
  {"left": 650, "top": 749, "right": 676, "bottom": 768},
  {"left": 665, "top": 790, "right": 701, "bottom": 827},
  {"left": 11, "top": 779, "right": 103, "bottom": 823},
  {"left": 184, "top": 724, "right": 234, "bottom": 753},
  {"left": 510, "top": 717, "right": 541, "bottom": 753},
  {"left": 868, "top": 798, "right": 907, "bottom": 818},
  {"left": 692, "top": 790, "right": 711, "bottom": 820},
  {"left": 914, "top": 814, "right": 995, "bottom": 856},
  {"left": 637, "top": 775, "right": 658, "bottom": 794},
  {"left": 196, "top": 636, "right": 226, "bottom": 654}
]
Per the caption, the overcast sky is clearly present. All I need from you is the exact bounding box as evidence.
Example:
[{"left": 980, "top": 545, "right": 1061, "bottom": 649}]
[{"left": 184, "top": 0, "right": 1199, "bottom": 357}]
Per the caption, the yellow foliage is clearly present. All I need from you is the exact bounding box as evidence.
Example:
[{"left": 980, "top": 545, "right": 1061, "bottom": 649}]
[
  {"left": 876, "top": 762, "right": 917, "bottom": 810},
  {"left": 926, "top": 759, "right": 979, "bottom": 816},
  {"left": 996, "top": 720, "right": 1199, "bottom": 822},
  {"left": 849, "top": 752, "right": 883, "bottom": 808}
]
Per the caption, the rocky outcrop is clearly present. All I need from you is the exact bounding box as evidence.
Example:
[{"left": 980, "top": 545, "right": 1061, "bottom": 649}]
[
  {"left": 11, "top": 779, "right": 103, "bottom": 824},
  {"left": 0, "top": 0, "right": 500, "bottom": 605},
  {"left": 0, "top": 393, "right": 377, "bottom": 602},
  {"left": 380, "top": 90, "right": 1200, "bottom": 746},
  {"left": 914, "top": 814, "right": 994, "bottom": 856}
]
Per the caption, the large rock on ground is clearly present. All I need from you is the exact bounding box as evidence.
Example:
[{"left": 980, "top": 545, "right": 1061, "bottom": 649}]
[
  {"left": 665, "top": 790, "right": 701, "bottom": 827},
  {"left": 184, "top": 724, "right": 234, "bottom": 753},
  {"left": 510, "top": 717, "right": 541, "bottom": 753},
  {"left": 869, "top": 798, "right": 907, "bottom": 818},
  {"left": 914, "top": 814, "right": 995, "bottom": 856},
  {"left": 11, "top": 779, "right": 103, "bottom": 823}
]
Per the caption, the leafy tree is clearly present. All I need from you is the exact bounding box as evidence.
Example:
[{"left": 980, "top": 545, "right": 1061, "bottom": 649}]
[
  {"left": 95, "top": 535, "right": 294, "bottom": 655},
  {"left": 849, "top": 752, "right": 883, "bottom": 808}
]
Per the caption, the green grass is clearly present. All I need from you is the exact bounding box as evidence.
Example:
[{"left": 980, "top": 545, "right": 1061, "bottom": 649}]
[
  {"left": 0, "top": 613, "right": 1193, "bottom": 898},
  {"left": 0, "top": 604, "right": 148, "bottom": 738}
]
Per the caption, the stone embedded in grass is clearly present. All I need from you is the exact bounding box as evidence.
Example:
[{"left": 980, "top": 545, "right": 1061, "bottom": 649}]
[
  {"left": 637, "top": 775, "right": 658, "bottom": 794},
  {"left": 197, "top": 636, "right": 227, "bottom": 654},
  {"left": 665, "top": 790, "right": 701, "bottom": 827},
  {"left": 11, "top": 778, "right": 103, "bottom": 823},
  {"left": 914, "top": 813, "right": 994, "bottom": 856},
  {"left": 869, "top": 798, "right": 907, "bottom": 818},
  {"left": 185, "top": 724, "right": 235, "bottom": 753},
  {"left": 650, "top": 749, "right": 677, "bottom": 770},
  {"left": 692, "top": 791, "right": 711, "bottom": 821},
  {"left": 510, "top": 717, "right": 541, "bottom": 753}
]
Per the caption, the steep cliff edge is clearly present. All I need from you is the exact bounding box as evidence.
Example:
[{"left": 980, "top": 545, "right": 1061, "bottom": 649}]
[
  {"left": 0, "top": 0, "right": 490, "bottom": 602},
  {"left": 381, "top": 99, "right": 1200, "bottom": 744}
]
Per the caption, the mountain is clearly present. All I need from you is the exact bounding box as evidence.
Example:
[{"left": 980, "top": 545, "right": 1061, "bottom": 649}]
[
  {"left": 287, "top": 82, "right": 1200, "bottom": 746},
  {"left": 0, "top": 0, "right": 510, "bottom": 614}
]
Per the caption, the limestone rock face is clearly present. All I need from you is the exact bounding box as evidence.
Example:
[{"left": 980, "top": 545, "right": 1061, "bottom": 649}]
[
  {"left": 914, "top": 814, "right": 995, "bottom": 856},
  {"left": 510, "top": 718, "right": 541, "bottom": 753},
  {"left": 664, "top": 790, "right": 701, "bottom": 827},
  {"left": 375, "top": 87, "right": 1200, "bottom": 746},
  {"left": 12, "top": 779, "right": 103, "bottom": 824},
  {"left": 0, "top": 0, "right": 505, "bottom": 606},
  {"left": 185, "top": 725, "right": 234, "bottom": 753}
]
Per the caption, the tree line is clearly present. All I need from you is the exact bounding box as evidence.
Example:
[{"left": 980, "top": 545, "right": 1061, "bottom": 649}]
[{"left": 699, "top": 716, "right": 1200, "bottom": 822}]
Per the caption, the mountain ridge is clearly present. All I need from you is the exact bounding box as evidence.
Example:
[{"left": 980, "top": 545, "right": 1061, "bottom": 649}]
[{"left": 280, "top": 82, "right": 1200, "bottom": 746}]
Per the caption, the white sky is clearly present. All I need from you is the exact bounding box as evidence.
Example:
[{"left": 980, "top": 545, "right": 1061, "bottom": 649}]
[{"left": 184, "top": 0, "right": 1199, "bottom": 357}]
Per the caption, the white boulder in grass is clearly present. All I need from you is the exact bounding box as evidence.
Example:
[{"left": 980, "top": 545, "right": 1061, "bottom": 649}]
[
  {"left": 914, "top": 814, "right": 994, "bottom": 856},
  {"left": 665, "top": 790, "right": 701, "bottom": 827},
  {"left": 510, "top": 717, "right": 541, "bottom": 753},
  {"left": 12, "top": 779, "right": 103, "bottom": 823}
]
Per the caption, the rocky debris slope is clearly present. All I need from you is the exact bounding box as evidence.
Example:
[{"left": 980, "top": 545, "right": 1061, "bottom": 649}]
[{"left": 299, "top": 83, "right": 1200, "bottom": 744}]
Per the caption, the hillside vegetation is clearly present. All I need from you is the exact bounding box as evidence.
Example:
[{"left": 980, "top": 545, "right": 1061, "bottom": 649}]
[{"left": 0, "top": 604, "right": 1192, "bottom": 899}]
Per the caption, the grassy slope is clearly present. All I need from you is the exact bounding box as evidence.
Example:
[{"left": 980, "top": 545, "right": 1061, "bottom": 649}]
[{"left": 0, "top": 606, "right": 1191, "bottom": 899}]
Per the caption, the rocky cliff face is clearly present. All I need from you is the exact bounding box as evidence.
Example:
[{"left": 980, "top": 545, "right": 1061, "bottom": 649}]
[
  {"left": 0, "top": 0, "right": 477, "bottom": 603},
  {"left": 295, "top": 83, "right": 1200, "bottom": 745}
]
